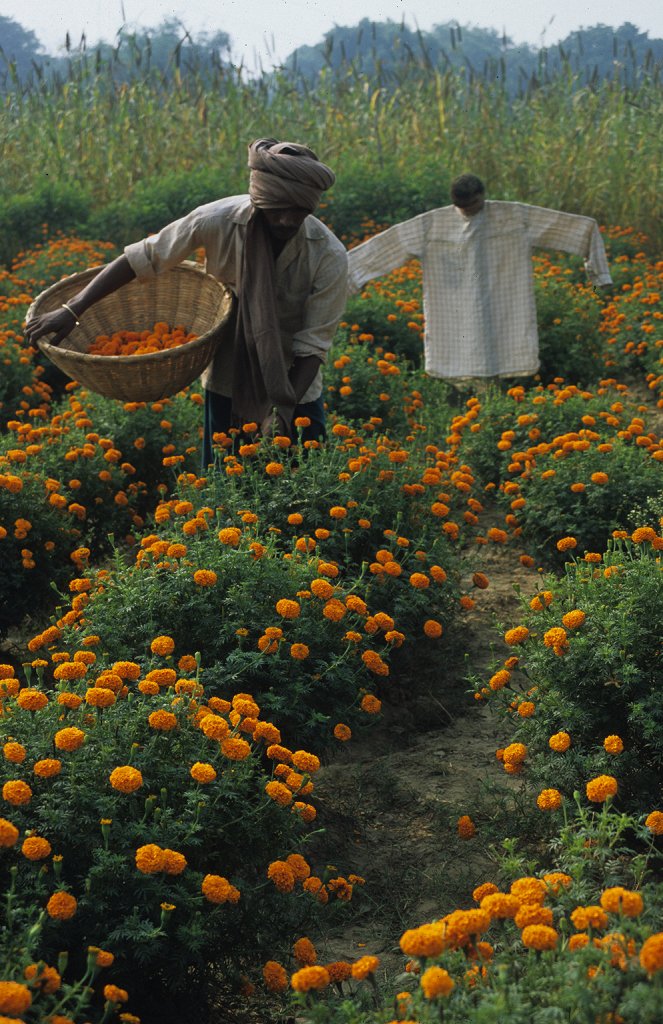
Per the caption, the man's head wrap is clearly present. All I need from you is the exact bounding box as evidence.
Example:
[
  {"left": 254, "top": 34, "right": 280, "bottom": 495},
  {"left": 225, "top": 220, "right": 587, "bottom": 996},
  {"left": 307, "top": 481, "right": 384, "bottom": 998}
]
[{"left": 248, "top": 138, "right": 335, "bottom": 213}]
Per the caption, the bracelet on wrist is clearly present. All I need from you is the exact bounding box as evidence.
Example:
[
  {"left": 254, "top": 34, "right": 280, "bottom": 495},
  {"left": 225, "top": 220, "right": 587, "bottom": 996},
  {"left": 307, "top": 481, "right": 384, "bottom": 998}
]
[{"left": 61, "top": 302, "right": 81, "bottom": 326}]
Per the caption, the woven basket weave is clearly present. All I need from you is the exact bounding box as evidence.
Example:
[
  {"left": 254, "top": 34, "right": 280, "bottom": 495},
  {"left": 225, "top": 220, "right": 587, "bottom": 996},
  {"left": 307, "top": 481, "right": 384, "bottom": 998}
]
[{"left": 26, "top": 262, "right": 234, "bottom": 402}]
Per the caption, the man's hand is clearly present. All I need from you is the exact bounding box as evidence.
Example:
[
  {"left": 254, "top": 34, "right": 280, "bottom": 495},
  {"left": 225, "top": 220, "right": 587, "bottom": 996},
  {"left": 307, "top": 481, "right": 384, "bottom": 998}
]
[
  {"left": 260, "top": 410, "right": 289, "bottom": 439},
  {"left": 24, "top": 307, "right": 79, "bottom": 347}
]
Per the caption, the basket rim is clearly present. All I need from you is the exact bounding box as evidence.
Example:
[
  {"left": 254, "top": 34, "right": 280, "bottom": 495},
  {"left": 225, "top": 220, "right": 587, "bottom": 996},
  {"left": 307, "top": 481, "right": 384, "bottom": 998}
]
[{"left": 28, "top": 261, "right": 233, "bottom": 368}]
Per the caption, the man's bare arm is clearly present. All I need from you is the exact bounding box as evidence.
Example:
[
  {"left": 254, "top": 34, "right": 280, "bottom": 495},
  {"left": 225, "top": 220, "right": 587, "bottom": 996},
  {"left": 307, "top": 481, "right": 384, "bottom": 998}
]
[{"left": 24, "top": 255, "right": 137, "bottom": 346}]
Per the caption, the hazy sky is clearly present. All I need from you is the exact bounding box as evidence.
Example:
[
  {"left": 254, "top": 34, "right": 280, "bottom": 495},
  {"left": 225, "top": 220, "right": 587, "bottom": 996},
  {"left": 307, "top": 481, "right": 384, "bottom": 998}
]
[{"left": 3, "top": 0, "right": 662, "bottom": 67}]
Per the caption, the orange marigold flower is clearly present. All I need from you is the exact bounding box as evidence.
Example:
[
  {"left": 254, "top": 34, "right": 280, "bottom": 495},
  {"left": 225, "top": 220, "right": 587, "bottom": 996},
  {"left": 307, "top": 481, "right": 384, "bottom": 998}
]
[
  {"left": 645, "top": 811, "right": 663, "bottom": 835},
  {"left": 543, "top": 627, "right": 569, "bottom": 652},
  {"left": 267, "top": 860, "right": 295, "bottom": 892},
  {"left": 23, "top": 961, "right": 61, "bottom": 993},
  {"left": 85, "top": 687, "right": 116, "bottom": 708},
  {"left": 221, "top": 736, "right": 251, "bottom": 760},
  {"left": 556, "top": 536, "right": 577, "bottom": 552},
  {"left": 503, "top": 742, "right": 527, "bottom": 765},
  {"left": 109, "top": 766, "right": 143, "bottom": 793},
  {"left": 193, "top": 569, "right": 217, "bottom": 587},
  {"left": 510, "top": 877, "right": 547, "bottom": 905},
  {"left": 3, "top": 742, "right": 26, "bottom": 764},
  {"left": 276, "top": 598, "right": 301, "bottom": 619},
  {"left": 293, "top": 937, "right": 317, "bottom": 965},
  {"left": 0, "top": 980, "right": 32, "bottom": 1015},
  {"left": 291, "top": 966, "right": 330, "bottom": 992},
  {"left": 640, "top": 933, "right": 663, "bottom": 974},
  {"left": 361, "top": 650, "right": 389, "bottom": 676},
  {"left": 290, "top": 643, "right": 309, "bottom": 660},
  {"left": 0, "top": 817, "right": 20, "bottom": 847},
  {"left": 537, "top": 789, "right": 563, "bottom": 811},
  {"left": 472, "top": 572, "right": 489, "bottom": 589},
  {"left": 457, "top": 814, "right": 476, "bottom": 839},
  {"left": 202, "top": 873, "right": 240, "bottom": 903},
  {"left": 218, "top": 527, "right": 242, "bottom": 546},
  {"left": 600, "top": 887, "right": 643, "bottom": 917},
  {"left": 360, "top": 693, "right": 382, "bottom": 714},
  {"left": 400, "top": 923, "right": 445, "bottom": 958},
  {"left": 150, "top": 634, "right": 175, "bottom": 656},
  {"left": 504, "top": 626, "right": 529, "bottom": 645},
  {"left": 570, "top": 905, "right": 609, "bottom": 931},
  {"left": 103, "top": 984, "right": 129, "bottom": 1003},
  {"left": 54, "top": 727, "right": 85, "bottom": 751},
  {"left": 351, "top": 955, "right": 380, "bottom": 980},
  {"left": 420, "top": 965, "right": 454, "bottom": 999},
  {"left": 265, "top": 780, "right": 293, "bottom": 806},
  {"left": 549, "top": 731, "right": 571, "bottom": 752},
  {"left": 515, "top": 904, "right": 554, "bottom": 929},
  {"left": 22, "top": 835, "right": 52, "bottom": 860},
  {"left": 163, "top": 848, "right": 187, "bottom": 875},
  {"left": 591, "top": 472, "right": 609, "bottom": 485},
  {"left": 265, "top": 461, "right": 284, "bottom": 477},
  {"left": 191, "top": 762, "right": 217, "bottom": 784},
  {"left": 562, "top": 609, "right": 586, "bottom": 629},
  {"left": 148, "top": 709, "right": 178, "bottom": 731},
  {"left": 489, "top": 669, "right": 510, "bottom": 691},
  {"left": 52, "top": 661, "right": 87, "bottom": 682},
  {"left": 521, "top": 925, "right": 558, "bottom": 950},
  {"left": 263, "top": 960, "right": 288, "bottom": 992},
  {"left": 310, "top": 578, "right": 335, "bottom": 599},
  {"left": 409, "top": 572, "right": 430, "bottom": 589},
  {"left": 586, "top": 775, "right": 618, "bottom": 803},
  {"left": 517, "top": 701, "right": 535, "bottom": 718},
  {"left": 333, "top": 723, "right": 352, "bottom": 741},
  {"left": 472, "top": 882, "right": 499, "bottom": 903},
  {"left": 46, "top": 891, "right": 78, "bottom": 920},
  {"left": 135, "top": 844, "right": 166, "bottom": 874},
  {"left": 631, "top": 526, "right": 658, "bottom": 545},
  {"left": 2, "top": 780, "right": 32, "bottom": 805},
  {"left": 603, "top": 735, "right": 624, "bottom": 755},
  {"left": 480, "top": 892, "right": 521, "bottom": 919}
]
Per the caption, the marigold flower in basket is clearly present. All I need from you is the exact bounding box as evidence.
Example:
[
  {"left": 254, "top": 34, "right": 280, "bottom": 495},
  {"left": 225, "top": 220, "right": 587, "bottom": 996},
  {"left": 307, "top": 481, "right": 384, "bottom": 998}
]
[
  {"left": 46, "top": 891, "right": 78, "bottom": 920},
  {"left": 420, "top": 965, "right": 454, "bottom": 998},
  {"left": 586, "top": 775, "right": 618, "bottom": 803}
]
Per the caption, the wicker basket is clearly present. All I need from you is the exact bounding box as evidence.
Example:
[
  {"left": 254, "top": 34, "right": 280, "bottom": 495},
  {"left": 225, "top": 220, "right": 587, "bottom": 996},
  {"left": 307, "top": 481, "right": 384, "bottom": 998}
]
[{"left": 26, "top": 262, "right": 234, "bottom": 402}]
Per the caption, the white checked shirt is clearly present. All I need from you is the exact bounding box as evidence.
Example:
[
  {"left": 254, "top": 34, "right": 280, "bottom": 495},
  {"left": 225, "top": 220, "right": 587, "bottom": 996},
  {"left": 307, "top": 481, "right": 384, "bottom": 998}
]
[
  {"left": 124, "top": 195, "right": 348, "bottom": 399},
  {"left": 348, "top": 201, "right": 612, "bottom": 379}
]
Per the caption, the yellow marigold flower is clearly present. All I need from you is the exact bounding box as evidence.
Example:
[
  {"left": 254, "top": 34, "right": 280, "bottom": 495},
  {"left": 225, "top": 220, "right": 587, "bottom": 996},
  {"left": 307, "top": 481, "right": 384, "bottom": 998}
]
[
  {"left": 400, "top": 923, "right": 445, "bottom": 958},
  {"left": 193, "top": 569, "right": 217, "bottom": 587},
  {"left": 150, "top": 635, "right": 175, "bottom": 657},
  {"left": 221, "top": 737, "right": 251, "bottom": 760},
  {"left": 135, "top": 844, "right": 166, "bottom": 874},
  {"left": 457, "top": 815, "right": 476, "bottom": 839},
  {"left": 16, "top": 687, "right": 49, "bottom": 710},
  {"left": 265, "top": 780, "right": 293, "bottom": 806},
  {"left": 645, "top": 811, "right": 663, "bottom": 834},
  {"left": 291, "top": 966, "right": 330, "bottom": 992},
  {"left": 515, "top": 904, "right": 554, "bottom": 929},
  {"left": 600, "top": 887, "right": 643, "bottom": 917},
  {"left": 351, "top": 955, "right": 380, "bottom": 980},
  {"left": 201, "top": 874, "right": 240, "bottom": 903},
  {"left": 562, "top": 609, "right": 586, "bottom": 629},
  {"left": 263, "top": 960, "right": 288, "bottom": 992},
  {"left": 521, "top": 924, "right": 558, "bottom": 950},
  {"left": 148, "top": 709, "right": 178, "bottom": 731},
  {"left": 0, "top": 980, "right": 32, "bottom": 1015},
  {"left": 549, "top": 731, "right": 571, "bottom": 752},
  {"left": 191, "top": 762, "right": 217, "bottom": 784},
  {"left": 46, "top": 891, "right": 78, "bottom": 920},
  {"left": 22, "top": 835, "right": 52, "bottom": 860},
  {"left": 85, "top": 687, "right": 116, "bottom": 708},
  {"left": 267, "top": 860, "right": 296, "bottom": 892},
  {"left": 504, "top": 626, "right": 529, "bottom": 645},
  {"left": 52, "top": 725, "right": 86, "bottom": 753},
  {"left": 503, "top": 742, "right": 527, "bottom": 765},
  {"left": 537, "top": 789, "right": 563, "bottom": 811},
  {"left": 472, "top": 882, "right": 499, "bottom": 903},
  {"left": 603, "top": 735, "right": 624, "bottom": 755},
  {"left": 586, "top": 775, "right": 618, "bottom": 803},
  {"left": 103, "top": 984, "right": 129, "bottom": 1003},
  {"left": 640, "top": 933, "right": 663, "bottom": 974},
  {"left": 570, "top": 905, "right": 609, "bottom": 931},
  {"left": 109, "top": 766, "right": 143, "bottom": 793},
  {"left": 276, "top": 598, "right": 301, "bottom": 619},
  {"left": 3, "top": 742, "right": 26, "bottom": 764},
  {"left": 480, "top": 892, "right": 521, "bottom": 919},
  {"left": 510, "top": 877, "right": 547, "bottom": 905},
  {"left": 333, "top": 723, "right": 352, "bottom": 741},
  {"left": 293, "top": 937, "right": 317, "bottom": 965},
  {"left": 420, "top": 965, "right": 454, "bottom": 998},
  {"left": 2, "top": 780, "right": 32, "bottom": 806}
]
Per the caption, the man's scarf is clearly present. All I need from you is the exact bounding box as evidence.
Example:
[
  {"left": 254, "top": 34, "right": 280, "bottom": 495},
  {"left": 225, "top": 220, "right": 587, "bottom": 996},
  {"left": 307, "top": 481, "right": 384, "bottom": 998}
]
[{"left": 231, "top": 139, "right": 335, "bottom": 428}]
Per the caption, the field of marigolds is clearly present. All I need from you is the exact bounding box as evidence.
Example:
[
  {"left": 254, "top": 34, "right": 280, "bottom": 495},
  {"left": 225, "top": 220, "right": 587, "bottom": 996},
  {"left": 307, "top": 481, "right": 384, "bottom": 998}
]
[{"left": 0, "top": 213, "right": 661, "bottom": 1024}]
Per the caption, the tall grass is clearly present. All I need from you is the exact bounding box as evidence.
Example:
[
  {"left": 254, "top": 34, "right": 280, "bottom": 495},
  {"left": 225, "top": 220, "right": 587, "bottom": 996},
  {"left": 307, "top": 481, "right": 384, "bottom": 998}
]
[{"left": 2, "top": 41, "right": 661, "bottom": 247}]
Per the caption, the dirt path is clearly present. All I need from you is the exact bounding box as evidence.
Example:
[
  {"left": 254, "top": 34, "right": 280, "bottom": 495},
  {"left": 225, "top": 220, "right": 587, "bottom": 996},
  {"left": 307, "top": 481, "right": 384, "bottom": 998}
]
[{"left": 309, "top": 539, "right": 540, "bottom": 971}]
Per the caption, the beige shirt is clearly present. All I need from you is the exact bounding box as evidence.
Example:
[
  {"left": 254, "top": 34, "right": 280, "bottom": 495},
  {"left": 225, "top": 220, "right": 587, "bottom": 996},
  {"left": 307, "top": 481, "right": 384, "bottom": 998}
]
[
  {"left": 348, "top": 201, "right": 612, "bottom": 379},
  {"left": 124, "top": 195, "right": 348, "bottom": 399}
]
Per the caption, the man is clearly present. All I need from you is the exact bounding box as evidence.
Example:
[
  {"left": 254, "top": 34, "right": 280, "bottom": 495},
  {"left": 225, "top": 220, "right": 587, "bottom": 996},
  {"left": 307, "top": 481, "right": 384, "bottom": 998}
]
[
  {"left": 348, "top": 173, "right": 612, "bottom": 381},
  {"left": 24, "top": 139, "right": 348, "bottom": 467}
]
